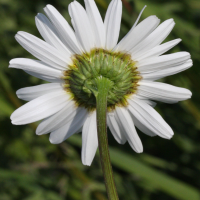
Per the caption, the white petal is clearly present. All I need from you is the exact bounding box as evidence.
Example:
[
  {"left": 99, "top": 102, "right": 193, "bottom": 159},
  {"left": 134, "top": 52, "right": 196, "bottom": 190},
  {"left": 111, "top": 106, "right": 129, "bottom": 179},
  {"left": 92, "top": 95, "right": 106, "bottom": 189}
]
[
  {"left": 16, "top": 83, "right": 63, "bottom": 101},
  {"left": 44, "top": 4, "right": 82, "bottom": 54},
  {"left": 130, "top": 113, "right": 157, "bottom": 137},
  {"left": 104, "top": 0, "right": 122, "bottom": 50},
  {"left": 137, "top": 39, "right": 181, "bottom": 61},
  {"left": 131, "top": 19, "right": 175, "bottom": 59},
  {"left": 115, "top": 107, "right": 143, "bottom": 153},
  {"left": 49, "top": 108, "right": 88, "bottom": 144},
  {"left": 139, "top": 99, "right": 157, "bottom": 108},
  {"left": 107, "top": 111, "right": 126, "bottom": 144},
  {"left": 9, "top": 58, "right": 63, "bottom": 82},
  {"left": 11, "top": 90, "right": 70, "bottom": 125},
  {"left": 35, "top": 13, "right": 72, "bottom": 56},
  {"left": 115, "top": 16, "right": 160, "bottom": 52},
  {"left": 131, "top": 6, "right": 147, "bottom": 29},
  {"left": 15, "top": 31, "right": 71, "bottom": 69},
  {"left": 68, "top": 1, "right": 95, "bottom": 52},
  {"left": 36, "top": 101, "right": 80, "bottom": 135},
  {"left": 142, "top": 59, "right": 193, "bottom": 81},
  {"left": 138, "top": 52, "right": 191, "bottom": 73},
  {"left": 24, "top": 70, "right": 63, "bottom": 83},
  {"left": 128, "top": 98, "right": 173, "bottom": 139},
  {"left": 131, "top": 94, "right": 157, "bottom": 107},
  {"left": 84, "top": 0, "right": 106, "bottom": 48},
  {"left": 82, "top": 111, "right": 98, "bottom": 166},
  {"left": 138, "top": 80, "right": 192, "bottom": 103}
]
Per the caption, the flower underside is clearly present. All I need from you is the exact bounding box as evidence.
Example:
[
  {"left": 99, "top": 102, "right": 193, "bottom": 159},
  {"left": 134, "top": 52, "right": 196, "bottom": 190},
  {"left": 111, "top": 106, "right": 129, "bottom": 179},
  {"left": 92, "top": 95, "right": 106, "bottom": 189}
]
[{"left": 63, "top": 49, "right": 141, "bottom": 111}]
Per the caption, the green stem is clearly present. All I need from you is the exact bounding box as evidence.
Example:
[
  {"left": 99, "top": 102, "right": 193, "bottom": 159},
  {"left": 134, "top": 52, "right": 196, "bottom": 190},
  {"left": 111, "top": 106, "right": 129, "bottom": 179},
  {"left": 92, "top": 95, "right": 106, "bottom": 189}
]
[{"left": 95, "top": 77, "right": 119, "bottom": 200}]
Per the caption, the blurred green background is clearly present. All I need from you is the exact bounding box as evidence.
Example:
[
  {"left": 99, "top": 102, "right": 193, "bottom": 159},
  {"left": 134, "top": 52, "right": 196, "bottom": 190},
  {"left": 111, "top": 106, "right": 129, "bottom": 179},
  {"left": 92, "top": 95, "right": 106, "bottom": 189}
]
[{"left": 0, "top": 0, "right": 200, "bottom": 199}]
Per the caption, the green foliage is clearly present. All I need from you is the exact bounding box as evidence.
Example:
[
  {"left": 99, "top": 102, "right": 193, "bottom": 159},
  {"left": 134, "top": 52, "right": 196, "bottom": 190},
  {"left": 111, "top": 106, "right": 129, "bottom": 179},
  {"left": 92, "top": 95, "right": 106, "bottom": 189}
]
[{"left": 0, "top": 0, "right": 200, "bottom": 199}]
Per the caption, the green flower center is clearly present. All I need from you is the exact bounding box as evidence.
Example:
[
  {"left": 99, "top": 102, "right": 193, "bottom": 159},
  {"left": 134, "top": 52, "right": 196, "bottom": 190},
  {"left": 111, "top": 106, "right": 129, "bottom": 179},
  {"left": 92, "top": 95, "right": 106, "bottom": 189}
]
[{"left": 62, "top": 49, "right": 141, "bottom": 111}]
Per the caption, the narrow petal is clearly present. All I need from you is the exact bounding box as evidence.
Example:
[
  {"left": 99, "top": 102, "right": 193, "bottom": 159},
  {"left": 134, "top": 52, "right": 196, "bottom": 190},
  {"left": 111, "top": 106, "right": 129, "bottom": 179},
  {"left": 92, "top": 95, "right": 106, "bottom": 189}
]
[
  {"left": 82, "top": 111, "right": 98, "bottom": 166},
  {"left": 137, "top": 39, "right": 181, "bottom": 61},
  {"left": 49, "top": 108, "right": 88, "bottom": 144},
  {"left": 142, "top": 59, "right": 193, "bottom": 81},
  {"left": 107, "top": 111, "right": 126, "bottom": 144},
  {"left": 128, "top": 98, "right": 173, "bottom": 139},
  {"left": 115, "top": 107, "right": 143, "bottom": 153},
  {"left": 138, "top": 80, "right": 192, "bottom": 103},
  {"left": 11, "top": 90, "right": 69, "bottom": 125},
  {"left": 9, "top": 58, "right": 63, "bottom": 82},
  {"left": 131, "top": 19, "right": 175, "bottom": 59},
  {"left": 84, "top": 0, "right": 106, "bottom": 48},
  {"left": 68, "top": 1, "right": 95, "bottom": 52},
  {"left": 104, "top": 0, "right": 122, "bottom": 50},
  {"left": 16, "top": 83, "right": 63, "bottom": 101},
  {"left": 115, "top": 16, "right": 160, "bottom": 52},
  {"left": 15, "top": 31, "right": 71, "bottom": 69},
  {"left": 131, "top": 6, "right": 147, "bottom": 29},
  {"left": 36, "top": 101, "right": 81, "bottom": 135},
  {"left": 138, "top": 52, "right": 191, "bottom": 73},
  {"left": 24, "top": 70, "right": 63, "bottom": 83},
  {"left": 35, "top": 13, "right": 72, "bottom": 56},
  {"left": 44, "top": 4, "right": 82, "bottom": 54}
]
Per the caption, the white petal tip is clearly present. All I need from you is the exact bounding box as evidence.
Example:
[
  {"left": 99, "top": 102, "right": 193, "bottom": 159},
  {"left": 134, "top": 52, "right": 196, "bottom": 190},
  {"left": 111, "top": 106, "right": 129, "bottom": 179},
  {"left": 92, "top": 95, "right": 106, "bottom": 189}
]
[
  {"left": 49, "top": 136, "right": 58, "bottom": 144},
  {"left": 184, "top": 89, "right": 192, "bottom": 99},
  {"left": 43, "top": 4, "right": 54, "bottom": 12},
  {"left": 135, "top": 148, "right": 143, "bottom": 153},
  {"left": 16, "top": 31, "right": 23, "bottom": 35},
  {"left": 11, "top": 114, "right": 26, "bottom": 125},
  {"left": 10, "top": 114, "right": 15, "bottom": 121},
  {"left": 16, "top": 90, "right": 20, "bottom": 95},
  {"left": 134, "top": 144, "right": 143, "bottom": 153},
  {"left": 169, "top": 18, "right": 174, "bottom": 22},
  {"left": 168, "top": 135, "right": 174, "bottom": 140},
  {"left": 11, "top": 120, "right": 23, "bottom": 125},
  {"left": 36, "top": 132, "right": 42, "bottom": 136},
  {"left": 184, "top": 51, "right": 191, "bottom": 57},
  {"left": 36, "top": 129, "right": 45, "bottom": 136},
  {"left": 36, "top": 13, "right": 42, "bottom": 19},
  {"left": 82, "top": 159, "right": 92, "bottom": 166},
  {"left": 9, "top": 58, "right": 17, "bottom": 65},
  {"left": 11, "top": 120, "right": 16, "bottom": 125},
  {"left": 49, "top": 133, "right": 65, "bottom": 144},
  {"left": 163, "top": 133, "right": 174, "bottom": 140},
  {"left": 163, "top": 131, "right": 174, "bottom": 140},
  {"left": 46, "top": 4, "right": 53, "bottom": 8},
  {"left": 119, "top": 141, "right": 126, "bottom": 145},
  {"left": 82, "top": 162, "right": 91, "bottom": 166},
  {"left": 49, "top": 138, "right": 58, "bottom": 144}
]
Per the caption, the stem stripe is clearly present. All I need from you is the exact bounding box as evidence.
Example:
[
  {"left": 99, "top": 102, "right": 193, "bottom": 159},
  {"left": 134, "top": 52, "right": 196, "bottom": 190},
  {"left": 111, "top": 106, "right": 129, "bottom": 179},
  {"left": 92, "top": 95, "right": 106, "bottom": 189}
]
[{"left": 95, "top": 77, "right": 119, "bottom": 200}]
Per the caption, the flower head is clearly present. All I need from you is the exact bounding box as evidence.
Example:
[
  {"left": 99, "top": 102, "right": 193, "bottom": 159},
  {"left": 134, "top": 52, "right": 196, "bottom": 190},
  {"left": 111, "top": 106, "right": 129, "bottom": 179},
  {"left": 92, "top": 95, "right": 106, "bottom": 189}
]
[{"left": 10, "top": 0, "right": 192, "bottom": 166}]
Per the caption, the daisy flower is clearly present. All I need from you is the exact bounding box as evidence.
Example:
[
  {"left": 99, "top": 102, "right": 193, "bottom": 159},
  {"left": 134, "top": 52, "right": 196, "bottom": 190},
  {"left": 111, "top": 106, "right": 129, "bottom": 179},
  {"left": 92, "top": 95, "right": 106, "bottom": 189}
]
[{"left": 10, "top": 0, "right": 192, "bottom": 167}]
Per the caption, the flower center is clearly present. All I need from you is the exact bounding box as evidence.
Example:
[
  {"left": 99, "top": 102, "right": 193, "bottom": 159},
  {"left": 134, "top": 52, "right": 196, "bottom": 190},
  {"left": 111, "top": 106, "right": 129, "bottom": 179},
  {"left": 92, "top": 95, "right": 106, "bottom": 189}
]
[{"left": 62, "top": 49, "right": 141, "bottom": 111}]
